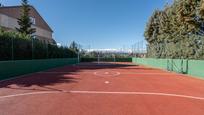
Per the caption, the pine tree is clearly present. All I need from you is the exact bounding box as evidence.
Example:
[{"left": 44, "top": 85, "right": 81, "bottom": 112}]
[{"left": 16, "top": 0, "right": 36, "bottom": 36}]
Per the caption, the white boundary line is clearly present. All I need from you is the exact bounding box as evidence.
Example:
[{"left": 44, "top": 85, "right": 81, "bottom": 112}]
[
  {"left": 0, "top": 91, "right": 60, "bottom": 99},
  {"left": 70, "top": 91, "right": 204, "bottom": 101},
  {"left": 0, "top": 91, "right": 204, "bottom": 101}
]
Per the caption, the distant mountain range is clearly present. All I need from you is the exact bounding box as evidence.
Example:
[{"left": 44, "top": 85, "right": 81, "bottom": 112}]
[{"left": 86, "top": 49, "right": 143, "bottom": 53}]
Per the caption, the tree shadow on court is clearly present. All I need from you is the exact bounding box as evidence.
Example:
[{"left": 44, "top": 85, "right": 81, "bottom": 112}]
[
  {"left": 0, "top": 62, "right": 144, "bottom": 91},
  {"left": 76, "top": 62, "right": 156, "bottom": 70},
  {"left": 76, "top": 62, "right": 138, "bottom": 69},
  {"left": 0, "top": 71, "right": 80, "bottom": 91}
]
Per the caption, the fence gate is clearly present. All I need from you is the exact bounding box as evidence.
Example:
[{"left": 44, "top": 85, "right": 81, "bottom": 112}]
[{"left": 167, "top": 59, "right": 188, "bottom": 74}]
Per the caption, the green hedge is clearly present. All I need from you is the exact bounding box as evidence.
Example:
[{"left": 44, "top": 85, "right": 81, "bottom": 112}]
[
  {"left": 0, "top": 30, "right": 77, "bottom": 61},
  {"left": 115, "top": 58, "right": 132, "bottom": 62},
  {"left": 80, "top": 58, "right": 98, "bottom": 62}
]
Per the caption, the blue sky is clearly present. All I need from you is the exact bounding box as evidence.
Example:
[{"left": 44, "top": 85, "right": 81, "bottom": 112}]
[{"left": 1, "top": 0, "right": 172, "bottom": 49}]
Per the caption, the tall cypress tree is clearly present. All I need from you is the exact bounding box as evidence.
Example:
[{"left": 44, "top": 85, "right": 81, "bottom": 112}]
[{"left": 16, "top": 0, "right": 36, "bottom": 36}]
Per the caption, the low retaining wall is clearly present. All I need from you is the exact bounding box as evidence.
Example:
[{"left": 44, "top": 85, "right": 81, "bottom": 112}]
[
  {"left": 0, "top": 58, "right": 78, "bottom": 80},
  {"left": 132, "top": 58, "right": 204, "bottom": 79}
]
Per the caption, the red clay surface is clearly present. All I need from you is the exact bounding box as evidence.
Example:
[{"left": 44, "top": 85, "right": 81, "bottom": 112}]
[{"left": 0, "top": 62, "right": 204, "bottom": 115}]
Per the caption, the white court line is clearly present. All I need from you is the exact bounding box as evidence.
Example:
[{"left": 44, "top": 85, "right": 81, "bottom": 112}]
[
  {"left": 70, "top": 91, "right": 204, "bottom": 101},
  {"left": 94, "top": 71, "right": 121, "bottom": 77},
  {"left": 0, "top": 91, "right": 60, "bottom": 100},
  {"left": 0, "top": 91, "right": 204, "bottom": 101}
]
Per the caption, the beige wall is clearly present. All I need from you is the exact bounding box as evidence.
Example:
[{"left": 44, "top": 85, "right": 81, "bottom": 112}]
[
  {"left": 34, "top": 25, "right": 52, "bottom": 39},
  {"left": 0, "top": 13, "right": 53, "bottom": 40},
  {"left": 0, "top": 13, "right": 19, "bottom": 29}
]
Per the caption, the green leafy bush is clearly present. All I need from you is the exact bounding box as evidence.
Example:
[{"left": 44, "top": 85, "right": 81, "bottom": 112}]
[{"left": 0, "top": 30, "right": 77, "bottom": 61}]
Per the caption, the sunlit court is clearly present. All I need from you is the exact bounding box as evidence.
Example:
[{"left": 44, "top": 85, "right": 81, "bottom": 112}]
[
  {"left": 0, "top": 62, "right": 204, "bottom": 115},
  {"left": 1, "top": 0, "right": 204, "bottom": 115}
]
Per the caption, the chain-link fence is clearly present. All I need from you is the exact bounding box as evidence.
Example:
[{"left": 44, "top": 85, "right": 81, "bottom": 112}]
[
  {"left": 0, "top": 37, "right": 77, "bottom": 61},
  {"left": 131, "top": 40, "right": 147, "bottom": 58},
  {"left": 146, "top": 35, "right": 204, "bottom": 59}
]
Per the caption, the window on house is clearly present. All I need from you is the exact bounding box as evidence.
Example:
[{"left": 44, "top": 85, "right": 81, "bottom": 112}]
[{"left": 30, "top": 17, "right": 36, "bottom": 25}]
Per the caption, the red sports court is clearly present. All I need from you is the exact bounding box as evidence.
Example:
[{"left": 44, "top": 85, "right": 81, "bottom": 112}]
[
  {"left": 0, "top": 62, "right": 204, "bottom": 115},
  {"left": 1, "top": 1, "right": 204, "bottom": 114}
]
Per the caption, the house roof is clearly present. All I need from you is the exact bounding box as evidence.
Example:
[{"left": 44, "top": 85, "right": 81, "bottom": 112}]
[{"left": 0, "top": 5, "right": 53, "bottom": 32}]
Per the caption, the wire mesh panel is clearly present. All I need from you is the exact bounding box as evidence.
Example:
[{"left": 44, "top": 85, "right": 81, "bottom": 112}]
[{"left": 0, "top": 35, "right": 78, "bottom": 61}]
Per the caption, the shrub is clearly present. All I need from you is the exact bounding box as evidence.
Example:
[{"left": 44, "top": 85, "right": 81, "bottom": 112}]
[{"left": 0, "top": 29, "right": 77, "bottom": 61}]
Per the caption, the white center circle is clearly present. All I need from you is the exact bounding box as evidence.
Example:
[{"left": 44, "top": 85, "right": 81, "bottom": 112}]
[{"left": 94, "top": 71, "right": 120, "bottom": 77}]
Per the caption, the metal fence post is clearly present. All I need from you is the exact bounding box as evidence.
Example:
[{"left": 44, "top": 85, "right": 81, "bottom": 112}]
[
  {"left": 46, "top": 43, "right": 48, "bottom": 59},
  {"left": 32, "top": 38, "right": 34, "bottom": 60},
  {"left": 77, "top": 51, "right": 80, "bottom": 63},
  {"left": 181, "top": 59, "right": 183, "bottom": 73},
  {"left": 11, "top": 37, "right": 14, "bottom": 60}
]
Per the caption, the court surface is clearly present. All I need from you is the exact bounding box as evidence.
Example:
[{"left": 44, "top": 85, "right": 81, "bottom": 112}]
[{"left": 0, "top": 62, "right": 204, "bottom": 115}]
